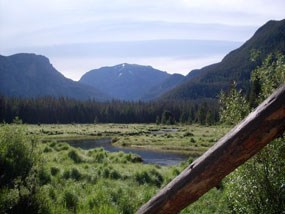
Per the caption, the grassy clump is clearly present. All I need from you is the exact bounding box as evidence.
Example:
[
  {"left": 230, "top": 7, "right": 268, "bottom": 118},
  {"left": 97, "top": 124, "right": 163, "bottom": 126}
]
[
  {"left": 135, "top": 169, "right": 164, "bottom": 187},
  {"left": 68, "top": 150, "right": 83, "bottom": 163},
  {"left": 50, "top": 166, "right": 60, "bottom": 176},
  {"left": 4, "top": 123, "right": 237, "bottom": 213}
]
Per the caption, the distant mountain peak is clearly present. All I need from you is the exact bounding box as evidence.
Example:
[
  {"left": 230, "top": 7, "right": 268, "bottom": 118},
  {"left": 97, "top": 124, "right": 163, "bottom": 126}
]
[{"left": 79, "top": 63, "right": 180, "bottom": 100}]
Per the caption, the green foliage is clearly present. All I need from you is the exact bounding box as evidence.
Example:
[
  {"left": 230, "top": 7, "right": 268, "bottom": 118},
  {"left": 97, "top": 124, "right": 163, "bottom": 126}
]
[
  {"left": 162, "top": 20, "right": 285, "bottom": 101},
  {"left": 219, "top": 82, "right": 250, "bottom": 125},
  {"left": 0, "top": 125, "right": 35, "bottom": 186},
  {"left": 251, "top": 52, "right": 285, "bottom": 103},
  {"left": 0, "top": 96, "right": 220, "bottom": 125},
  {"left": 38, "top": 167, "right": 51, "bottom": 185},
  {"left": 70, "top": 168, "right": 82, "bottom": 181},
  {"left": 12, "top": 116, "right": 23, "bottom": 124},
  {"left": 220, "top": 52, "right": 285, "bottom": 213},
  {"left": 135, "top": 169, "right": 164, "bottom": 187},
  {"left": 50, "top": 166, "right": 60, "bottom": 176},
  {"left": 63, "top": 190, "right": 79, "bottom": 211},
  {"left": 68, "top": 149, "right": 83, "bottom": 163},
  {"left": 0, "top": 125, "right": 50, "bottom": 213},
  {"left": 161, "top": 110, "right": 175, "bottom": 125},
  {"left": 0, "top": 122, "right": 232, "bottom": 213},
  {"left": 225, "top": 140, "right": 285, "bottom": 213}
]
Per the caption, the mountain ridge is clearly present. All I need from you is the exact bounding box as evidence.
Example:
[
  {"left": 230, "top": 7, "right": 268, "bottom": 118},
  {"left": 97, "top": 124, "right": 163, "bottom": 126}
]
[
  {"left": 79, "top": 63, "right": 184, "bottom": 100},
  {"left": 0, "top": 53, "right": 108, "bottom": 101},
  {"left": 160, "top": 19, "right": 285, "bottom": 100}
]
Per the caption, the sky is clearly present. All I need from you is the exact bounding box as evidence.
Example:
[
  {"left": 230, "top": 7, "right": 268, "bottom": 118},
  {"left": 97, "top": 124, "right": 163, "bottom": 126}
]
[{"left": 0, "top": 0, "right": 284, "bottom": 80}]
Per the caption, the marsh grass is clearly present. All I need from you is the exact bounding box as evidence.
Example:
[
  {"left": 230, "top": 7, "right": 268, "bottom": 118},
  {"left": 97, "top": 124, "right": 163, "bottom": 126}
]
[{"left": 2, "top": 123, "right": 230, "bottom": 213}]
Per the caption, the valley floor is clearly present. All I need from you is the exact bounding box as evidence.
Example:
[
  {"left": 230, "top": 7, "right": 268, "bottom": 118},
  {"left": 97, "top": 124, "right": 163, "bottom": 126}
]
[
  {"left": 1, "top": 123, "right": 231, "bottom": 213},
  {"left": 28, "top": 123, "right": 229, "bottom": 157}
]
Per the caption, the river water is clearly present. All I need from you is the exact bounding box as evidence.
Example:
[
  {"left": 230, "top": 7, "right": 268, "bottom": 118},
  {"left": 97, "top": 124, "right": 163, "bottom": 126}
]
[{"left": 65, "top": 138, "right": 188, "bottom": 166}]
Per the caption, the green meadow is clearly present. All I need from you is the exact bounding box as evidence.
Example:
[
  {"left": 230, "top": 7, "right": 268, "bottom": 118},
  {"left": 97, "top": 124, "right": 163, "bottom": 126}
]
[{"left": 1, "top": 123, "right": 230, "bottom": 213}]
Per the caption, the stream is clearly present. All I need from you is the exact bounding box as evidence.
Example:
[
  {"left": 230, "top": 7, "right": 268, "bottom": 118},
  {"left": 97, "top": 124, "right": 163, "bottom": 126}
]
[{"left": 64, "top": 138, "right": 188, "bottom": 166}]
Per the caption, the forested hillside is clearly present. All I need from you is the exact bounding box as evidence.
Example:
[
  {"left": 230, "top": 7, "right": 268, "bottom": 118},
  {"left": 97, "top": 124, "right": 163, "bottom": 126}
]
[
  {"left": 79, "top": 63, "right": 183, "bottom": 101},
  {"left": 0, "top": 96, "right": 218, "bottom": 125},
  {"left": 161, "top": 19, "right": 285, "bottom": 100}
]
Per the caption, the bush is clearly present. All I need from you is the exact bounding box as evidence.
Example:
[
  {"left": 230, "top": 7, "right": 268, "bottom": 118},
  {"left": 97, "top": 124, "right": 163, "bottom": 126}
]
[
  {"left": 0, "top": 126, "right": 36, "bottom": 186},
  {"left": 0, "top": 125, "right": 49, "bottom": 213},
  {"left": 225, "top": 140, "right": 285, "bottom": 213},
  {"left": 221, "top": 53, "right": 285, "bottom": 213}
]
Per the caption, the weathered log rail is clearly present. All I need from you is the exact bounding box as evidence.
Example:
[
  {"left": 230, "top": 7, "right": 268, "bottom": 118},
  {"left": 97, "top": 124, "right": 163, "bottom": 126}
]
[{"left": 138, "top": 85, "right": 285, "bottom": 214}]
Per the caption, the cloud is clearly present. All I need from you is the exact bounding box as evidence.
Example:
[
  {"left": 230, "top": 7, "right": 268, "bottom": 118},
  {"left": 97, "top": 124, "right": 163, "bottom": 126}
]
[
  {"left": 0, "top": 0, "right": 284, "bottom": 80},
  {"left": 21, "top": 39, "right": 240, "bottom": 57},
  {"left": 51, "top": 55, "right": 226, "bottom": 81}
]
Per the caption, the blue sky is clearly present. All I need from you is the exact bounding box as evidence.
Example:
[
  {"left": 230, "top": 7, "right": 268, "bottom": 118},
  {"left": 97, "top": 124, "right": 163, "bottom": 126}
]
[{"left": 0, "top": 0, "right": 284, "bottom": 80}]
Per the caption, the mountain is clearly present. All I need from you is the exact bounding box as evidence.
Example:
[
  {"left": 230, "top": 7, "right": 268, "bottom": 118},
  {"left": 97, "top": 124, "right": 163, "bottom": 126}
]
[
  {"left": 79, "top": 63, "right": 183, "bottom": 100},
  {"left": 0, "top": 53, "right": 107, "bottom": 100},
  {"left": 161, "top": 19, "right": 285, "bottom": 100},
  {"left": 142, "top": 73, "right": 185, "bottom": 100}
]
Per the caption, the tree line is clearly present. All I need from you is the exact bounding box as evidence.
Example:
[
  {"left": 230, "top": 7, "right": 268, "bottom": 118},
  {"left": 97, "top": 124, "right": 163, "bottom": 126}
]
[{"left": 0, "top": 96, "right": 219, "bottom": 125}]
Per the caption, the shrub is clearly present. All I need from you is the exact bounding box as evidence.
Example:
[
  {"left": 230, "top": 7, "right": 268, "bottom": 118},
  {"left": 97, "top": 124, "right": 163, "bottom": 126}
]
[
  {"left": 225, "top": 140, "right": 285, "bottom": 213},
  {"left": 0, "top": 126, "right": 35, "bottom": 186},
  {"left": 0, "top": 125, "right": 49, "bottom": 213},
  {"left": 221, "top": 53, "right": 285, "bottom": 213}
]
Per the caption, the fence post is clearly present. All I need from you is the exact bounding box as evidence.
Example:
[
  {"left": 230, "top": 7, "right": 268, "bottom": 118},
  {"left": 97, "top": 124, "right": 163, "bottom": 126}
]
[{"left": 138, "top": 85, "right": 285, "bottom": 214}]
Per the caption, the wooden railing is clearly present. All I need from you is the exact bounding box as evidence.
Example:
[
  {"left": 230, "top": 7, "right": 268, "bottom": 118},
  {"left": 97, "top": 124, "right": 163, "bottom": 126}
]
[{"left": 138, "top": 85, "right": 285, "bottom": 214}]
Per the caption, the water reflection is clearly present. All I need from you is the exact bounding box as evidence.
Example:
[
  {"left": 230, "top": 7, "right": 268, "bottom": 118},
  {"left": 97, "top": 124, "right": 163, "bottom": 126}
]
[{"left": 65, "top": 138, "right": 187, "bottom": 166}]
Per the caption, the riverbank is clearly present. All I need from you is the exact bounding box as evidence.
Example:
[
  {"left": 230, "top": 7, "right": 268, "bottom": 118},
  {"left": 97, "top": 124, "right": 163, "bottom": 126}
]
[{"left": 26, "top": 123, "right": 229, "bottom": 157}]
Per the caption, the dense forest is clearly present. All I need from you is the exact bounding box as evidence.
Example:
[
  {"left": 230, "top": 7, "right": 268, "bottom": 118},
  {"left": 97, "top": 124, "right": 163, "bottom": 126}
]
[{"left": 0, "top": 97, "right": 219, "bottom": 125}]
